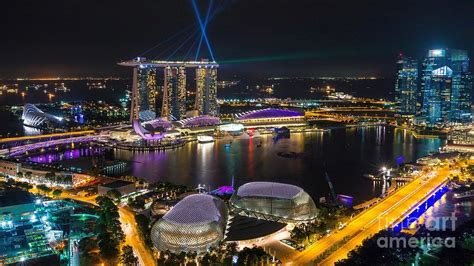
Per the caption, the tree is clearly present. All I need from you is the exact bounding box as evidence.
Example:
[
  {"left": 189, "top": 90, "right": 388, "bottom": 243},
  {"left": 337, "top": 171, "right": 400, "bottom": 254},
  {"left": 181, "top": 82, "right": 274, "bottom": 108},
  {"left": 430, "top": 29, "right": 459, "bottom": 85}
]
[
  {"left": 96, "top": 196, "right": 124, "bottom": 242},
  {"left": 200, "top": 253, "right": 212, "bottom": 266},
  {"left": 237, "top": 246, "right": 269, "bottom": 266},
  {"left": 95, "top": 194, "right": 125, "bottom": 255},
  {"left": 225, "top": 242, "right": 238, "bottom": 256},
  {"left": 134, "top": 214, "right": 152, "bottom": 247},
  {"left": 97, "top": 231, "right": 119, "bottom": 260},
  {"left": 120, "top": 245, "right": 138, "bottom": 266},
  {"left": 177, "top": 252, "right": 187, "bottom": 264},
  {"left": 45, "top": 171, "right": 56, "bottom": 182},
  {"left": 16, "top": 181, "right": 32, "bottom": 190},
  {"left": 36, "top": 184, "right": 51, "bottom": 194},
  {"left": 25, "top": 171, "right": 32, "bottom": 179},
  {"left": 186, "top": 251, "right": 198, "bottom": 265},
  {"left": 78, "top": 237, "right": 97, "bottom": 253},
  {"left": 335, "top": 230, "right": 420, "bottom": 265},
  {"left": 128, "top": 197, "right": 145, "bottom": 210},
  {"left": 52, "top": 189, "right": 62, "bottom": 198}
]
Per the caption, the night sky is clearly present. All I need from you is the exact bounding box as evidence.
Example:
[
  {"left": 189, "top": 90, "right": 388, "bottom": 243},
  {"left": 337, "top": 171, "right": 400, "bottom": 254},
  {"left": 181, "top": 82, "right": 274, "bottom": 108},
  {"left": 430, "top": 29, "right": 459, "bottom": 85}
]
[{"left": 1, "top": 0, "right": 473, "bottom": 78}]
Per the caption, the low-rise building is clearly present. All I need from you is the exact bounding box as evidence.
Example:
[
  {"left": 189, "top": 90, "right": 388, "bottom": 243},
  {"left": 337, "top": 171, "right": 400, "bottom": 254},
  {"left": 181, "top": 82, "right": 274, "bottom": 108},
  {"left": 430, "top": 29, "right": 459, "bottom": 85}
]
[
  {"left": 0, "top": 190, "right": 35, "bottom": 223},
  {"left": 235, "top": 108, "right": 307, "bottom": 128},
  {"left": 0, "top": 160, "right": 21, "bottom": 177},
  {"left": 0, "top": 190, "right": 58, "bottom": 265},
  {"left": 98, "top": 180, "right": 135, "bottom": 196}
]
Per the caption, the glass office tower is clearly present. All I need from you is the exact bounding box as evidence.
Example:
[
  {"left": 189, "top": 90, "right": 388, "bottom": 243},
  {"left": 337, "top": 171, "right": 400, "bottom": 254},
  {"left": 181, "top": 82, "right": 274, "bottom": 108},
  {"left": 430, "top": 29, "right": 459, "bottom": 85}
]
[
  {"left": 395, "top": 55, "right": 418, "bottom": 117},
  {"left": 420, "top": 49, "right": 472, "bottom": 125}
]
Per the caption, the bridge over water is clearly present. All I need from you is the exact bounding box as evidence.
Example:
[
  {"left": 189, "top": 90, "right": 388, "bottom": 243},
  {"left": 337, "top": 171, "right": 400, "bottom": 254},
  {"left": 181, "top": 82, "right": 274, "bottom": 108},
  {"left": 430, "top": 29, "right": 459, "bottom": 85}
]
[
  {"left": 286, "top": 163, "right": 455, "bottom": 265},
  {"left": 0, "top": 130, "right": 95, "bottom": 149},
  {"left": 1, "top": 135, "right": 100, "bottom": 157}
]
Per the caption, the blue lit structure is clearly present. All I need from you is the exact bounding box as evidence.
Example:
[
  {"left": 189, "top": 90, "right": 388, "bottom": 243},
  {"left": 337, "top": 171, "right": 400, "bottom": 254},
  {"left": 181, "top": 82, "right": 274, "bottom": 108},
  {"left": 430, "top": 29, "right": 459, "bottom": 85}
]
[
  {"left": 120, "top": 0, "right": 219, "bottom": 124},
  {"left": 393, "top": 186, "right": 448, "bottom": 232},
  {"left": 419, "top": 49, "right": 472, "bottom": 125},
  {"left": 191, "top": 0, "right": 215, "bottom": 62}
]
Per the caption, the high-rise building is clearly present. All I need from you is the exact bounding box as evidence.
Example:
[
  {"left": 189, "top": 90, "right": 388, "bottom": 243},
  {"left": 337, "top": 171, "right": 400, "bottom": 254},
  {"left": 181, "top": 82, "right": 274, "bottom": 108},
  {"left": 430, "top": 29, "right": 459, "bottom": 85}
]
[
  {"left": 195, "top": 65, "right": 218, "bottom": 116},
  {"left": 119, "top": 57, "right": 219, "bottom": 123},
  {"left": 163, "top": 66, "right": 186, "bottom": 120},
  {"left": 130, "top": 65, "right": 158, "bottom": 122},
  {"left": 394, "top": 55, "right": 418, "bottom": 117},
  {"left": 419, "top": 49, "right": 472, "bottom": 125}
]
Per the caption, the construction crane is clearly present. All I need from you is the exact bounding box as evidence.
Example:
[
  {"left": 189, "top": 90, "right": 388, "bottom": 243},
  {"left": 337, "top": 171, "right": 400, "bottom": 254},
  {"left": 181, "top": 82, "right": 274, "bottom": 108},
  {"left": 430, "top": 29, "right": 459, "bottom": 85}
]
[{"left": 325, "top": 172, "right": 338, "bottom": 205}]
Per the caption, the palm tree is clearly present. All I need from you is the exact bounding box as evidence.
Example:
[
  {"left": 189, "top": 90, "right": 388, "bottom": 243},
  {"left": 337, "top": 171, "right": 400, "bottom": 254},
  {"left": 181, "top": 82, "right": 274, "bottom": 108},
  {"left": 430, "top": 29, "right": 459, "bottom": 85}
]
[{"left": 25, "top": 171, "right": 32, "bottom": 180}]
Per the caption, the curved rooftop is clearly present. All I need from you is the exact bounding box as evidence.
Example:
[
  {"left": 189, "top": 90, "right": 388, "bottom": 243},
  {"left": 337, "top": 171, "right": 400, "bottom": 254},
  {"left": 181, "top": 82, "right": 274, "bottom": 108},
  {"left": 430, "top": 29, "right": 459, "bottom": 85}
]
[
  {"left": 133, "top": 120, "right": 165, "bottom": 140},
  {"left": 236, "top": 182, "right": 303, "bottom": 200},
  {"left": 231, "top": 182, "right": 318, "bottom": 223},
  {"left": 235, "top": 108, "right": 303, "bottom": 120},
  {"left": 163, "top": 194, "right": 225, "bottom": 225},
  {"left": 143, "top": 118, "right": 173, "bottom": 130},
  {"left": 22, "top": 104, "right": 63, "bottom": 127},
  {"left": 176, "top": 115, "right": 221, "bottom": 128}
]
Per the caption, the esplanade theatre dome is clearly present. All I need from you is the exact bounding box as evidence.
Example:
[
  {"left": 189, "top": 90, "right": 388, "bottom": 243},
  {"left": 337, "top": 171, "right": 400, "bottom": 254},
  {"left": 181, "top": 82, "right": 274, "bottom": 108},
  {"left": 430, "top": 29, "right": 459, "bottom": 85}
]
[
  {"left": 230, "top": 182, "right": 318, "bottom": 223},
  {"left": 150, "top": 194, "right": 228, "bottom": 254}
]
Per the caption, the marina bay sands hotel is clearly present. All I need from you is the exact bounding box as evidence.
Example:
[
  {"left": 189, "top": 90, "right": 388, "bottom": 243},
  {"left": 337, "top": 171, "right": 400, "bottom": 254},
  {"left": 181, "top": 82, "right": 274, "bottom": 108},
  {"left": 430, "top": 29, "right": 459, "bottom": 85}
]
[{"left": 118, "top": 57, "right": 218, "bottom": 122}]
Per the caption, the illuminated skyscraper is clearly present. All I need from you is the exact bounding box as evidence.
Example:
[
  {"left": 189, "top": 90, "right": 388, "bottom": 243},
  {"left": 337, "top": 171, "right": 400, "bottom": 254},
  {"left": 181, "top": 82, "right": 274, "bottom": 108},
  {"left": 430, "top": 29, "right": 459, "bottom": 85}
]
[
  {"left": 119, "top": 57, "right": 219, "bottom": 123},
  {"left": 420, "top": 49, "right": 472, "bottom": 125},
  {"left": 130, "top": 65, "right": 158, "bottom": 122},
  {"left": 195, "top": 65, "right": 218, "bottom": 116},
  {"left": 163, "top": 66, "right": 186, "bottom": 120},
  {"left": 394, "top": 55, "right": 418, "bottom": 117}
]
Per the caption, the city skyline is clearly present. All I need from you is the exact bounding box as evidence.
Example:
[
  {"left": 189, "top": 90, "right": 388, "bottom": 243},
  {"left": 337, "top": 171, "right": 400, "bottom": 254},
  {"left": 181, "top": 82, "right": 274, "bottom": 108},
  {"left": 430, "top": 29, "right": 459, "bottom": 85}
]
[
  {"left": 0, "top": 0, "right": 473, "bottom": 78},
  {"left": 395, "top": 48, "right": 472, "bottom": 126},
  {"left": 0, "top": 1, "right": 472, "bottom": 266}
]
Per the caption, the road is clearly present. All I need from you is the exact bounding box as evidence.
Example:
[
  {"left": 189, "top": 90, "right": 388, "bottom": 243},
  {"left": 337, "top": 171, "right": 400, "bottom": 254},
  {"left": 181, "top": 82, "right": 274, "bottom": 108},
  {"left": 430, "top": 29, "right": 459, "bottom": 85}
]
[
  {"left": 0, "top": 130, "right": 95, "bottom": 143},
  {"left": 58, "top": 192, "right": 156, "bottom": 266},
  {"left": 287, "top": 166, "right": 451, "bottom": 265},
  {"left": 119, "top": 207, "right": 157, "bottom": 266}
]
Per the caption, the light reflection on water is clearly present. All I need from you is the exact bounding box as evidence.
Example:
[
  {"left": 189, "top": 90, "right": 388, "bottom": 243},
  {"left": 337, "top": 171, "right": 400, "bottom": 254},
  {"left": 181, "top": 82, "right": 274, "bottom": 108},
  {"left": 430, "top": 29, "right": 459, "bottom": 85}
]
[
  {"left": 26, "top": 147, "right": 103, "bottom": 163},
  {"left": 417, "top": 192, "right": 474, "bottom": 230},
  {"left": 114, "top": 126, "right": 443, "bottom": 204}
]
